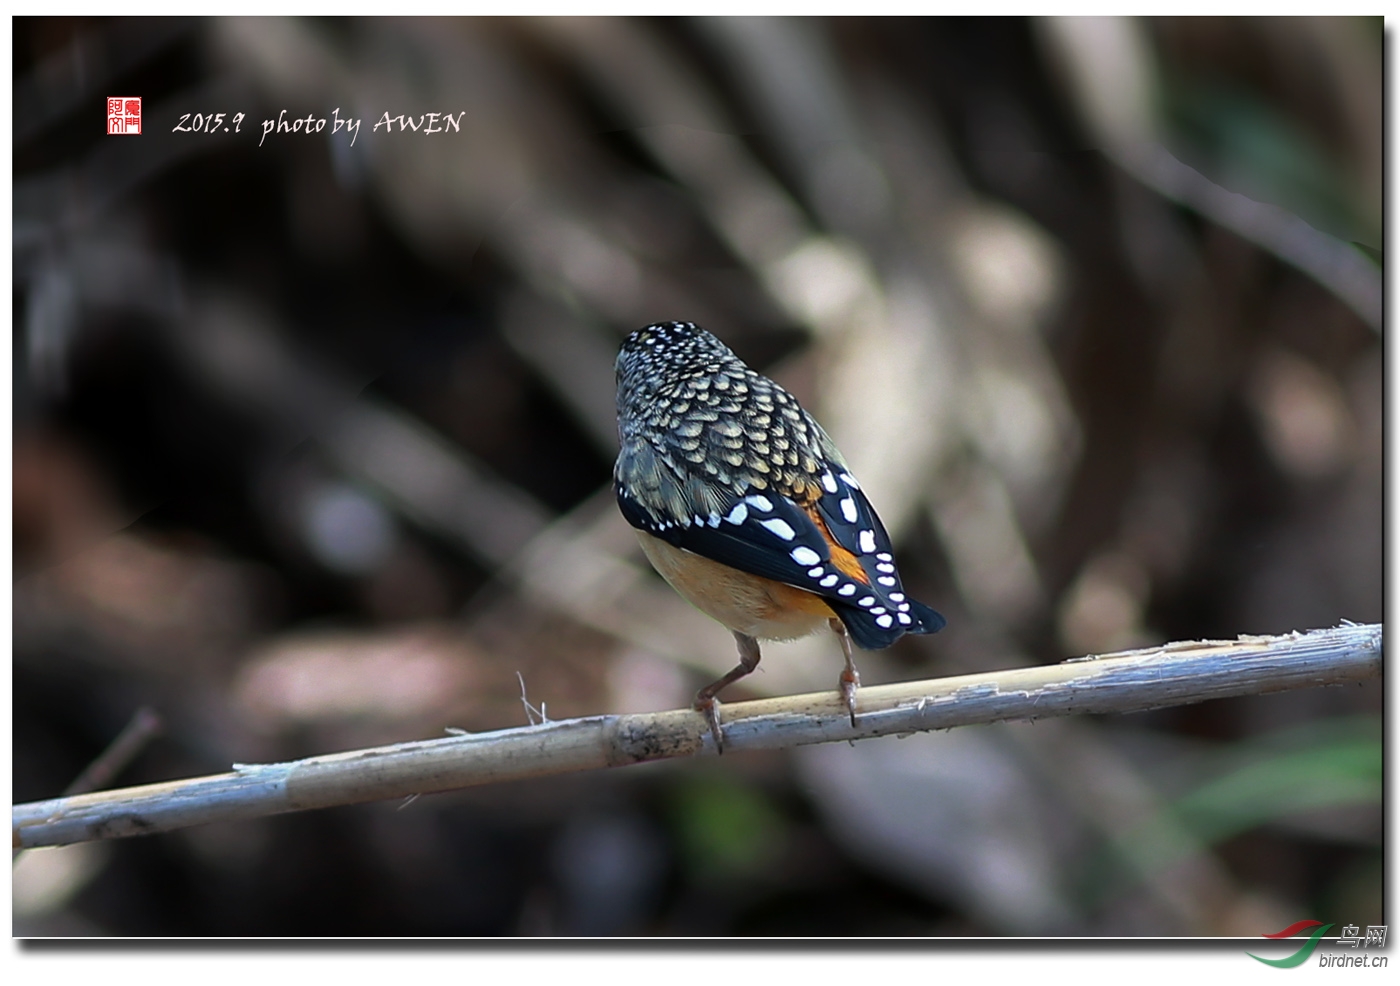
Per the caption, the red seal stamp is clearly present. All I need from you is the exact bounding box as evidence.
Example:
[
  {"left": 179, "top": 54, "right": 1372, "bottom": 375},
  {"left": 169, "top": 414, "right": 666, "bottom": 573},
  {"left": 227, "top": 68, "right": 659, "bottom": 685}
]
[{"left": 107, "top": 97, "right": 142, "bottom": 135}]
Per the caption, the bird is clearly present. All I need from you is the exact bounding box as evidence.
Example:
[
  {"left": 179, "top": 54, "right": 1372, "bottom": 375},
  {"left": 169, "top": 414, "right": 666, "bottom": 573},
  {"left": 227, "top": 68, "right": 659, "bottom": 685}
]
[{"left": 613, "top": 320, "right": 945, "bottom": 750}]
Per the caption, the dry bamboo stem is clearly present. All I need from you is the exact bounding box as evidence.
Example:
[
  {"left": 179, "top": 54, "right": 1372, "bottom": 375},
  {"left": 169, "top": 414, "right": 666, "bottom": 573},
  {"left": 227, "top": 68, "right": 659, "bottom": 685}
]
[{"left": 13, "top": 623, "right": 1381, "bottom": 850}]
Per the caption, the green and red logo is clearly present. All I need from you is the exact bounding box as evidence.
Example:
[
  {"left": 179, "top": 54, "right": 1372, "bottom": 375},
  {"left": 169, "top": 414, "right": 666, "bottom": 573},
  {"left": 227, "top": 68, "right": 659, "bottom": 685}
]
[{"left": 1248, "top": 920, "right": 1335, "bottom": 968}]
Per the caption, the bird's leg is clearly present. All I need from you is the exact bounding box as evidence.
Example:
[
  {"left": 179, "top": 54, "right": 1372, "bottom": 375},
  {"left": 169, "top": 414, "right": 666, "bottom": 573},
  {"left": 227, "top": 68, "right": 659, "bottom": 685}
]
[
  {"left": 830, "top": 618, "right": 860, "bottom": 727},
  {"left": 694, "top": 631, "right": 762, "bottom": 753}
]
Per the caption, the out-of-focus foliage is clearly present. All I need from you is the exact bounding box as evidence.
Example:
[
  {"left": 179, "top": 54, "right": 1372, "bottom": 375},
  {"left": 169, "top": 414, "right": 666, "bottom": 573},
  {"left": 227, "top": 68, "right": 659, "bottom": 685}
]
[
  {"left": 1168, "top": 716, "right": 1383, "bottom": 849},
  {"left": 12, "top": 16, "right": 1381, "bottom": 936}
]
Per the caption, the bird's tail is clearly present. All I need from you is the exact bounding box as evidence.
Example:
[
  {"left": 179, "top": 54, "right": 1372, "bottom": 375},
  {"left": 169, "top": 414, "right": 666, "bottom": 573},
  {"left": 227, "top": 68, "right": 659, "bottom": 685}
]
[{"left": 833, "top": 597, "right": 946, "bottom": 650}]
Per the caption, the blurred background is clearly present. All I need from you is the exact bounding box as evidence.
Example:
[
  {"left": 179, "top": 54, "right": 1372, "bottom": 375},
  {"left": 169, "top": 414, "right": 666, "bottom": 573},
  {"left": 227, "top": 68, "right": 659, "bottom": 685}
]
[{"left": 12, "top": 16, "right": 1382, "bottom": 936}]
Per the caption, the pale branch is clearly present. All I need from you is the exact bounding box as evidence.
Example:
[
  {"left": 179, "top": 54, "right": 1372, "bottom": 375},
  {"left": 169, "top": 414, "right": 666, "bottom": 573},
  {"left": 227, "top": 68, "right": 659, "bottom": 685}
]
[
  {"left": 13, "top": 623, "right": 1381, "bottom": 850},
  {"left": 12, "top": 705, "right": 163, "bottom": 862}
]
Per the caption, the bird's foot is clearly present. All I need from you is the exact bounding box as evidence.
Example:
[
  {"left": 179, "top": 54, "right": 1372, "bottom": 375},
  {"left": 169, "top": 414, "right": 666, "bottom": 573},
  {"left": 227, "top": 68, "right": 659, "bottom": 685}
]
[
  {"left": 839, "top": 666, "right": 860, "bottom": 728},
  {"left": 695, "top": 694, "right": 725, "bottom": 753}
]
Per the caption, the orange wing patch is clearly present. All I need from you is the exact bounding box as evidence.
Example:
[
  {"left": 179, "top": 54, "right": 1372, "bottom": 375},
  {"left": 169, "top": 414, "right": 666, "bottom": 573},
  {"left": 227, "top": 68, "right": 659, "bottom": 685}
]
[{"left": 802, "top": 504, "right": 870, "bottom": 585}]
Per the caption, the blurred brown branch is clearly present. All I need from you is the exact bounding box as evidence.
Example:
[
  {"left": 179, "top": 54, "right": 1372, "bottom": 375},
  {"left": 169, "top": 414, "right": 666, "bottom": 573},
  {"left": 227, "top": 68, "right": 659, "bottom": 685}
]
[
  {"left": 14, "top": 623, "right": 1380, "bottom": 850},
  {"left": 1040, "top": 16, "right": 1381, "bottom": 331},
  {"left": 60, "top": 706, "right": 164, "bottom": 799}
]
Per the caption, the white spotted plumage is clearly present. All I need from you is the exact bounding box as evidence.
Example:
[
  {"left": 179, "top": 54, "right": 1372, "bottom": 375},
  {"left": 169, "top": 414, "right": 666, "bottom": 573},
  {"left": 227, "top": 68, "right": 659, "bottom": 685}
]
[{"left": 761, "top": 517, "right": 796, "bottom": 540}]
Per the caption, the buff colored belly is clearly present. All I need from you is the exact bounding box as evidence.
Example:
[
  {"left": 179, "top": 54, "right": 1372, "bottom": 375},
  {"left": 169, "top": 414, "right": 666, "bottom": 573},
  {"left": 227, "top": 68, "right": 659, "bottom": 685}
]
[{"left": 636, "top": 531, "right": 834, "bottom": 642}]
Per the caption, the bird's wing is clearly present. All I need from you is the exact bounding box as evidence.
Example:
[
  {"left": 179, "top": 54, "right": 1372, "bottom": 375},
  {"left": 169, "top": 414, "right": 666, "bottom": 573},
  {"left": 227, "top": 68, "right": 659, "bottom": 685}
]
[{"left": 616, "top": 435, "right": 943, "bottom": 648}]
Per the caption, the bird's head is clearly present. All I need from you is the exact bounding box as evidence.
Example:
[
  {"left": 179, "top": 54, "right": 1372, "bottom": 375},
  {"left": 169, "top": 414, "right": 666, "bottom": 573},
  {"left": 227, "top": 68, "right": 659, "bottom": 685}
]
[{"left": 615, "top": 321, "right": 741, "bottom": 421}]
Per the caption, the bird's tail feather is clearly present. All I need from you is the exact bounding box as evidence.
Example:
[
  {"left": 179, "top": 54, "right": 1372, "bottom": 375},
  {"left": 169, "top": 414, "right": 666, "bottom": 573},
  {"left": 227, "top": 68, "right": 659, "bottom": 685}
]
[{"left": 833, "top": 598, "right": 945, "bottom": 650}]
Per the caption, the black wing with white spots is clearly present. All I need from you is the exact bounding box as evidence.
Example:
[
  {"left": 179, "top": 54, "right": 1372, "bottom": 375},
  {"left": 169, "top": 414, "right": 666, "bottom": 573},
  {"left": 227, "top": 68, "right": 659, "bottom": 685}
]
[
  {"left": 804, "top": 467, "right": 946, "bottom": 647},
  {"left": 618, "top": 478, "right": 830, "bottom": 586},
  {"left": 615, "top": 448, "right": 942, "bottom": 649}
]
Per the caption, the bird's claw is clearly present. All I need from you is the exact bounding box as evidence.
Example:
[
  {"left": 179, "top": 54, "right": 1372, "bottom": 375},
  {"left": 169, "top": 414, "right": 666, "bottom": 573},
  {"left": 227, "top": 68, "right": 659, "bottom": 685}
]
[
  {"left": 839, "top": 666, "right": 860, "bottom": 728},
  {"left": 696, "top": 695, "right": 725, "bottom": 753}
]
